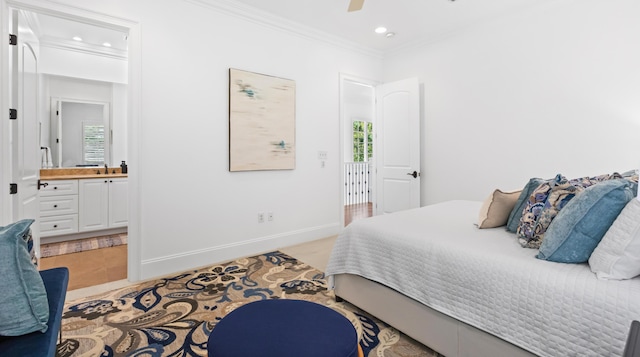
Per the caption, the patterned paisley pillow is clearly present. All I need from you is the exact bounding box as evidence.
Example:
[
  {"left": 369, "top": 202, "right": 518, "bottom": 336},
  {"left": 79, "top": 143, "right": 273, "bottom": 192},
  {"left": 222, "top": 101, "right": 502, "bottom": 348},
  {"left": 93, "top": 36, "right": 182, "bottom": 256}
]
[
  {"left": 517, "top": 172, "right": 629, "bottom": 249},
  {"left": 523, "top": 173, "right": 618, "bottom": 248},
  {"left": 23, "top": 227, "right": 37, "bottom": 266},
  {"left": 516, "top": 175, "right": 562, "bottom": 247},
  {"left": 622, "top": 170, "right": 639, "bottom": 184}
]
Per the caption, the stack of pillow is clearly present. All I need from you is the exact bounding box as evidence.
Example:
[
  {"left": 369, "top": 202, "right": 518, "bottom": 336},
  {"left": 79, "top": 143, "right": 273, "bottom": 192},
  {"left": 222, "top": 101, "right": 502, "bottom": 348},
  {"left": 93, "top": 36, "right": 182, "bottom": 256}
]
[{"left": 477, "top": 170, "right": 640, "bottom": 280}]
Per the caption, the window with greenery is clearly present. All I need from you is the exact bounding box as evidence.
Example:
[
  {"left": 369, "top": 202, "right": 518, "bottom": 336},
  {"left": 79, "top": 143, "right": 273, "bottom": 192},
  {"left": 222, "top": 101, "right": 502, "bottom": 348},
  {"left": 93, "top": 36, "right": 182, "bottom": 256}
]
[
  {"left": 353, "top": 120, "right": 373, "bottom": 162},
  {"left": 83, "top": 122, "right": 105, "bottom": 165}
]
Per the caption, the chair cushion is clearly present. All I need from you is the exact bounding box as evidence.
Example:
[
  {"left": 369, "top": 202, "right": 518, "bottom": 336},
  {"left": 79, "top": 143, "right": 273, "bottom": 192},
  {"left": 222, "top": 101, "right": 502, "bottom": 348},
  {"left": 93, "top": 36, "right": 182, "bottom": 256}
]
[{"left": 0, "top": 220, "right": 49, "bottom": 336}]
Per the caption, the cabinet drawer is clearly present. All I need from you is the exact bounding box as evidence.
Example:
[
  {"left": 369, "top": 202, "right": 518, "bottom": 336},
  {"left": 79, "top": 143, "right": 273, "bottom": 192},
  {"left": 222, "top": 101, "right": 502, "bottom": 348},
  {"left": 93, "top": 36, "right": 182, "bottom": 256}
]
[
  {"left": 40, "top": 195, "right": 78, "bottom": 217},
  {"left": 40, "top": 180, "right": 78, "bottom": 196},
  {"left": 40, "top": 214, "right": 78, "bottom": 237}
]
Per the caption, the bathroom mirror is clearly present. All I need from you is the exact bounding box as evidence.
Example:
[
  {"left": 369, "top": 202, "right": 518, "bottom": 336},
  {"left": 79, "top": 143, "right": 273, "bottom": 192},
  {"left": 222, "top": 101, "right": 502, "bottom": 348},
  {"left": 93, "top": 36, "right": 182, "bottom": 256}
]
[{"left": 49, "top": 99, "right": 111, "bottom": 168}]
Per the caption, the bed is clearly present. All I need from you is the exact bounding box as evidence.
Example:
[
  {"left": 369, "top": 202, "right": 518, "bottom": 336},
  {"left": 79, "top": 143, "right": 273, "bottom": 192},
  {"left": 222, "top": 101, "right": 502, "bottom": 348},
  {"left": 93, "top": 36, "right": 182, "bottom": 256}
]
[{"left": 326, "top": 200, "right": 640, "bottom": 357}]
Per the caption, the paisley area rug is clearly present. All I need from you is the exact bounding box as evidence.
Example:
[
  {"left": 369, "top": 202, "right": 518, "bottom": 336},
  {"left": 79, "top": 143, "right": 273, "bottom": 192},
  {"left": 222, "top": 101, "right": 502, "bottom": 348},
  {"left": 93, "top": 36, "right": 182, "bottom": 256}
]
[
  {"left": 57, "top": 251, "right": 442, "bottom": 357},
  {"left": 42, "top": 234, "right": 127, "bottom": 258}
]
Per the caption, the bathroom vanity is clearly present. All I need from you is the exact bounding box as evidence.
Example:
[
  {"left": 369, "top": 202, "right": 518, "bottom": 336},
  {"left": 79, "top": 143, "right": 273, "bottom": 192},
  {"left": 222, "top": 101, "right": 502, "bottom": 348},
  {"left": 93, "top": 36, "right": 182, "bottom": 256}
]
[{"left": 39, "top": 168, "right": 128, "bottom": 243}]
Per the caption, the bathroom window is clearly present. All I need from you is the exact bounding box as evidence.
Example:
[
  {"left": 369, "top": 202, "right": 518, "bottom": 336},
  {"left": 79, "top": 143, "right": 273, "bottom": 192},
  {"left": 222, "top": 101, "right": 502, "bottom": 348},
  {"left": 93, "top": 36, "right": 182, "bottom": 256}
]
[{"left": 82, "top": 122, "right": 105, "bottom": 165}]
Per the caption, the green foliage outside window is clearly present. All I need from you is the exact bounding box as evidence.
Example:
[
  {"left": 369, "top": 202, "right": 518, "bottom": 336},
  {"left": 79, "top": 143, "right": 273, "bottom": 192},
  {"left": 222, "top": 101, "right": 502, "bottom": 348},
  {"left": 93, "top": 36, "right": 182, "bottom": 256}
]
[{"left": 353, "top": 120, "right": 373, "bottom": 162}]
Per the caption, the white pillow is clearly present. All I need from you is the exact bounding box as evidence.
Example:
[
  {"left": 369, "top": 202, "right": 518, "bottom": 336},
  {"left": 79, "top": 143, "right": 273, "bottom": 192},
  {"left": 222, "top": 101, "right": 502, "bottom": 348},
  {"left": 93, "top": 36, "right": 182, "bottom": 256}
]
[
  {"left": 477, "top": 189, "right": 521, "bottom": 229},
  {"left": 589, "top": 199, "right": 640, "bottom": 280}
]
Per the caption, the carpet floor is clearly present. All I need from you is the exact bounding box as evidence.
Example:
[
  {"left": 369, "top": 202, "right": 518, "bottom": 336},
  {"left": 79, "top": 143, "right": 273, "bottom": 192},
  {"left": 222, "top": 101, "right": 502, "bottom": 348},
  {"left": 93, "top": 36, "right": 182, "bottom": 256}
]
[
  {"left": 57, "top": 251, "right": 442, "bottom": 357},
  {"left": 41, "top": 234, "right": 127, "bottom": 258}
]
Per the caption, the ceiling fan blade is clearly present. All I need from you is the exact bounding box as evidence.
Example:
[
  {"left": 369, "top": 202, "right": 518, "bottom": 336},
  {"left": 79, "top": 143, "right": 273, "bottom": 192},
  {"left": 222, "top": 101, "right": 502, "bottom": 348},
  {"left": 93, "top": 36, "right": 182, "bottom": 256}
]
[{"left": 348, "top": 0, "right": 365, "bottom": 12}]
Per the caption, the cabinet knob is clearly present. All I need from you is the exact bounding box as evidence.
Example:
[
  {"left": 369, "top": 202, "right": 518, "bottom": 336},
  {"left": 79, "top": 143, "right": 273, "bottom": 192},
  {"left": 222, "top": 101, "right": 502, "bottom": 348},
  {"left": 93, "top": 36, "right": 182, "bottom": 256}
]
[
  {"left": 53, "top": 205, "right": 58, "bottom": 208},
  {"left": 53, "top": 186, "right": 58, "bottom": 190},
  {"left": 110, "top": 180, "right": 113, "bottom": 183},
  {"left": 105, "top": 180, "right": 108, "bottom": 183},
  {"left": 53, "top": 224, "right": 58, "bottom": 228}
]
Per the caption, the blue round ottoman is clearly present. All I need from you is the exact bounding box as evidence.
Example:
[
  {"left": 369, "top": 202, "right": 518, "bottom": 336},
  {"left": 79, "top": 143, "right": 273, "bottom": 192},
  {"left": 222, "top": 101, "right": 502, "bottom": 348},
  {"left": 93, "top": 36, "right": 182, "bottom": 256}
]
[{"left": 207, "top": 299, "right": 363, "bottom": 357}]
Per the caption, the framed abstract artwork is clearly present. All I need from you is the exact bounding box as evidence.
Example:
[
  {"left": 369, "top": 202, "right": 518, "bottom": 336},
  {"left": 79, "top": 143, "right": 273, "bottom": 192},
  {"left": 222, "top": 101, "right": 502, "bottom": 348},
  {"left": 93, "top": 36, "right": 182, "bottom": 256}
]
[{"left": 229, "top": 68, "right": 296, "bottom": 171}]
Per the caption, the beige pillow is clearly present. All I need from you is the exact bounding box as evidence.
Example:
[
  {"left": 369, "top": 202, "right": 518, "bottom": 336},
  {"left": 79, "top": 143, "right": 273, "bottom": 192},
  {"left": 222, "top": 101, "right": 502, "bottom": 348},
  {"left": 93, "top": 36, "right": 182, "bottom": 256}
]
[{"left": 477, "top": 189, "right": 522, "bottom": 228}]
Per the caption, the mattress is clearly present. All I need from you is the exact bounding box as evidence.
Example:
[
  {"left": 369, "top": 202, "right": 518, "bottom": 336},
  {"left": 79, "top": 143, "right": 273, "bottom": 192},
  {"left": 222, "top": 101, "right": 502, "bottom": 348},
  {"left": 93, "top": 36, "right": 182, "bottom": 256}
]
[{"left": 326, "top": 200, "right": 640, "bottom": 357}]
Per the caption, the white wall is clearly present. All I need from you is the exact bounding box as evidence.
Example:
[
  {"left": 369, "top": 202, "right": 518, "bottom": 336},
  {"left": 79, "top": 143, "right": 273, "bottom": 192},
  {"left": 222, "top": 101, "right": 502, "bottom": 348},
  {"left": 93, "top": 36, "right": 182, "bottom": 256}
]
[
  {"left": 44, "top": 0, "right": 383, "bottom": 279},
  {"left": 383, "top": 0, "right": 640, "bottom": 205}
]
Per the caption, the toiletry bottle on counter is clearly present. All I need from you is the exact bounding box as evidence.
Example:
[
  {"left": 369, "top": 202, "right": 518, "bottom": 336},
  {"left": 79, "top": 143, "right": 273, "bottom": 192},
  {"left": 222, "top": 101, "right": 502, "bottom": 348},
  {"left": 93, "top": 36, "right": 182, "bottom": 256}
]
[{"left": 120, "top": 161, "right": 128, "bottom": 174}]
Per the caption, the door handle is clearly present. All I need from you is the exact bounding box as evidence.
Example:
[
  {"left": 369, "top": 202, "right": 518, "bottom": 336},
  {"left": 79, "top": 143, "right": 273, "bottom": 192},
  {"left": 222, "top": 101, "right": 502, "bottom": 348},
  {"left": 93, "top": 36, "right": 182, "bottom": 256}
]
[
  {"left": 407, "top": 171, "right": 419, "bottom": 179},
  {"left": 37, "top": 179, "right": 48, "bottom": 190}
]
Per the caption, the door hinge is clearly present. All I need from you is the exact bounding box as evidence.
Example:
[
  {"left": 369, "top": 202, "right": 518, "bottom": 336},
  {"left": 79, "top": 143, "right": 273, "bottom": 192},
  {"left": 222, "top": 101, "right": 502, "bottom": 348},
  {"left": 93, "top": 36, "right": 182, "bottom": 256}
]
[
  {"left": 9, "top": 183, "right": 17, "bottom": 194},
  {"left": 9, "top": 34, "right": 17, "bottom": 46},
  {"left": 10, "top": 108, "right": 17, "bottom": 120}
]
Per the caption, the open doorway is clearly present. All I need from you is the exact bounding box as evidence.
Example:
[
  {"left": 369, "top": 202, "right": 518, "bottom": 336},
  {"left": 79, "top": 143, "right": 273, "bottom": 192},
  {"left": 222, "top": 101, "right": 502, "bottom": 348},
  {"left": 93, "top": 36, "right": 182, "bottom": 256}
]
[
  {"left": 340, "top": 76, "right": 376, "bottom": 226},
  {"left": 7, "top": 4, "right": 133, "bottom": 291}
]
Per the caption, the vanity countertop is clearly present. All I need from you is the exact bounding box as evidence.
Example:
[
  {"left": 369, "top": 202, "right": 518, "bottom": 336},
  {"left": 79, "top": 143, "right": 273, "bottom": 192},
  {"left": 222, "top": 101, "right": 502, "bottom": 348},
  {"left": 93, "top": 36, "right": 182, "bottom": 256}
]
[
  {"left": 40, "top": 168, "right": 128, "bottom": 180},
  {"left": 41, "top": 173, "right": 128, "bottom": 180}
]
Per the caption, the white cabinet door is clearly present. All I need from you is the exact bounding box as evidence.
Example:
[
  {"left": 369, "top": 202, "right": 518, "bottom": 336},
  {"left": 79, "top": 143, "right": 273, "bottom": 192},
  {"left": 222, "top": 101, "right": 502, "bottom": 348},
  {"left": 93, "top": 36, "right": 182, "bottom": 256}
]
[
  {"left": 78, "top": 178, "right": 109, "bottom": 232},
  {"left": 108, "top": 178, "right": 128, "bottom": 227}
]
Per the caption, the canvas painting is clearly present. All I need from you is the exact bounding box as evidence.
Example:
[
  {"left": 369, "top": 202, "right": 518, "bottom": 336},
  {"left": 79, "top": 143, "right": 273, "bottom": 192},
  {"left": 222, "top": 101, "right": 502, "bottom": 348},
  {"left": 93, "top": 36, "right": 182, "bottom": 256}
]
[{"left": 229, "top": 68, "right": 296, "bottom": 171}]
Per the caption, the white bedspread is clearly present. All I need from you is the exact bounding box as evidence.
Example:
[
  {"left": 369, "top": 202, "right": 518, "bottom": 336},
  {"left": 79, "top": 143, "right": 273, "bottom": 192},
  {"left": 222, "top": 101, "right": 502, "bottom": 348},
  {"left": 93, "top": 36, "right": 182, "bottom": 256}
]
[{"left": 326, "top": 200, "right": 640, "bottom": 357}]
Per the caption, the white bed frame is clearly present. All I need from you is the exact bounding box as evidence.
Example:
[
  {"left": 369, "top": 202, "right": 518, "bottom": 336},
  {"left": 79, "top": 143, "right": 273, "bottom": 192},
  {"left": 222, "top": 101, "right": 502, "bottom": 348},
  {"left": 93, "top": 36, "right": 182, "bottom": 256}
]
[{"left": 334, "top": 274, "right": 538, "bottom": 357}]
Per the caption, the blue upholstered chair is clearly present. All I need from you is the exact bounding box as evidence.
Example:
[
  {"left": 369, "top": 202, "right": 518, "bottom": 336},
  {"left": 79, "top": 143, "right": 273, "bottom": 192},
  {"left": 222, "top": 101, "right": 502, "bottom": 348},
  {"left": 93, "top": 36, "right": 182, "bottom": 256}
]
[{"left": 0, "top": 267, "right": 69, "bottom": 357}]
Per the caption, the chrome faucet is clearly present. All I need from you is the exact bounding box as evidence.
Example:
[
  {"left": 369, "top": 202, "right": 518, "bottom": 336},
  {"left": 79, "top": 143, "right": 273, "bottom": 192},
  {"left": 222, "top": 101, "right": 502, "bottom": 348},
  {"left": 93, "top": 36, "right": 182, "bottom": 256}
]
[{"left": 104, "top": 164, "right": 109, "bottom": 174}]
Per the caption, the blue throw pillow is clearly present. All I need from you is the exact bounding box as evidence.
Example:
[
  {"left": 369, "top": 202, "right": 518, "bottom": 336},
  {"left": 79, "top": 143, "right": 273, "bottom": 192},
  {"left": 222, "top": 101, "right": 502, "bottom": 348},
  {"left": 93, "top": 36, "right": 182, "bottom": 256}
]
[
  {"left": 506, "top": 177, "right": 546, "bottom": 232},
  {"left": 0, "top": 219, "right": 49, "bottom": 336},
  {"left": 537, "top": 180, "right": 638, "bottom": 263}
]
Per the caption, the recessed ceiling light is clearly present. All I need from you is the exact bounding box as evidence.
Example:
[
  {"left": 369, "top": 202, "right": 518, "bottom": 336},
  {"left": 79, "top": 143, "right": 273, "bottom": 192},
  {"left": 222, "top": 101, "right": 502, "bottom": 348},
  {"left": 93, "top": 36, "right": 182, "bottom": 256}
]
[
  {"left": 72, "top": 36, "right": 82, "bottom": 41},
  {"left": 102, "top": 42, "right": 112, "bottom": 47},
  {"left": 386, "top": 32, "right": 396, "bottom": 38},
  {"left": 374, "top": 27, "right": 387, "bottom": 34}
]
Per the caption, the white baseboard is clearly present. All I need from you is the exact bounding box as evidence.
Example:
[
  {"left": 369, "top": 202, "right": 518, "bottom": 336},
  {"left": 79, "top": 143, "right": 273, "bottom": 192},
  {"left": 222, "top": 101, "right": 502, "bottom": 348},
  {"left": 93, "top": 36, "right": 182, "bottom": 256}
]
[{"left": 139, "top": 223, "right": 341, "bottom": 280}]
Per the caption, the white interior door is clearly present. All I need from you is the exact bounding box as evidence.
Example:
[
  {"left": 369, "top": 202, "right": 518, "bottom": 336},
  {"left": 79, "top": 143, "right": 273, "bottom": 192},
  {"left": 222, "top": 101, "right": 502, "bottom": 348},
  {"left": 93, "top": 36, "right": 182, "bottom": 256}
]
[
  {"left": 375, "top": 77, "right": 420, "bottom": 215},
  {"left": 10, "top": 10, "right": 41, "bottom": 246}
]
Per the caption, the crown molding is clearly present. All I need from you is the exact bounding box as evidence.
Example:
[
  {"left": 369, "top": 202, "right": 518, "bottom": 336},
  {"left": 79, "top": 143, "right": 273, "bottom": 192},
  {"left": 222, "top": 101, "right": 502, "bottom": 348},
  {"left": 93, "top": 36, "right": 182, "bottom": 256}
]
[
  {"left": 183, "top": 0, "right": 383, "bottom": 60},
  {"left": 21, "top": 9, "right": 41, "bottom": 37},
  {"left": 39, "top": 35, "right": 127, "bottom": 60}
]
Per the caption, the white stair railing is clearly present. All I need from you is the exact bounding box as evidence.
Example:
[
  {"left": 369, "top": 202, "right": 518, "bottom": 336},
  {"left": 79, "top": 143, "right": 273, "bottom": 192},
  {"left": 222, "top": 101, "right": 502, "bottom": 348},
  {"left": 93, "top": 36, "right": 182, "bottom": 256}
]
[{"left": 344, "top": 162, "right": 370, "bottom": 205}]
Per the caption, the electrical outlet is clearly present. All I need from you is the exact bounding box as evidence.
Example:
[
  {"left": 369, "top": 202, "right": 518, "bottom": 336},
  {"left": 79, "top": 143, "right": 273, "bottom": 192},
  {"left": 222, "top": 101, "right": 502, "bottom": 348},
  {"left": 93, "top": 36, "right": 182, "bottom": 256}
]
[
  {"left": 318, "top": 151, "right": 328, "bottom": 160},
  {"left": 267, "top": 212, "right": 274, "bottom": 221},
  {"left": 258, "top": 212, "right": 265, "bottom": 223}
]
